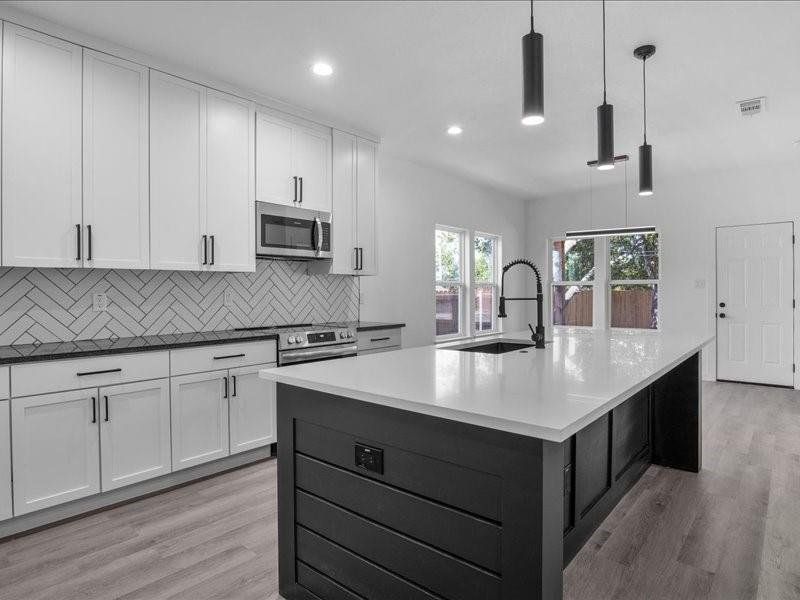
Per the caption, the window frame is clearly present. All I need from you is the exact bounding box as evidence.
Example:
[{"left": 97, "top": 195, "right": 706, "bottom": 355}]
[
  {"left": 471, "top": 231, "right": 502, "bottom": 337},
  {"left": 549, "top": 237, "right": 597, "bottom": 330},
  {"left": 435, "top": 225, "right": 468, "bottom": 340},
  {"left": 607, "top": 232, "right": 661, "bottom": 331}
]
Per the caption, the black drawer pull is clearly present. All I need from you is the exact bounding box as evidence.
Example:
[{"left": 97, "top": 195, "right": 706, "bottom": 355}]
[
  {"left": 213, "top": 353, "right": 246, "bottom": 360},
  {"left": 370, "top": 337, "right": 391, "bottom": 342},
  {"left": 77, "top": 368, "right": 122, "bottom": 377}
]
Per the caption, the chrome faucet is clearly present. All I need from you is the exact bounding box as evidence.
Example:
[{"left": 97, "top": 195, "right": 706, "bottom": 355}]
[{"left": 498, "top": 258, "right": 546, "bottom": 349}]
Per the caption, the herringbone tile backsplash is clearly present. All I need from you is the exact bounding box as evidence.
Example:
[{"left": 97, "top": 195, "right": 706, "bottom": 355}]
[{"left": 0, "top": 261, "right": 359, "bottom": 345}]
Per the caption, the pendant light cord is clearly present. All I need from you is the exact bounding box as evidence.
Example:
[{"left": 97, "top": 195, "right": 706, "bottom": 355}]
[
  {"left": 530, "top": 0, "right": 535, "bottom": 32},
  {"left": 642, "top": 56, "right": 647, "bottom": 143},
  {"left": 602, "top": 0, "right": 607, "bottom": 103}
]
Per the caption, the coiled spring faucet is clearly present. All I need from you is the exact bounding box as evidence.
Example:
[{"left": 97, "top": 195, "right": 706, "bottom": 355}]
[{"left": 497, "top": 258, "right": 546, "bottom": 349}]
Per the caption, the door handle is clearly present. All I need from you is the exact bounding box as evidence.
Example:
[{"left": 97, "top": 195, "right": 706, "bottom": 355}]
[
  {"left": 91, "top": 396, "right": 96, "bottom": 424},
  {"left": 202, "top": 235, "right": 208, "bottom": 265},
  {"left": 719, "top": 313, "right": 726, "bottom": 318},
  {"left": 223, "top": 376, "right": 229, "bottom": 399},
  {"left": 299, "top": 176, "right": 303, "bottom": 203},
  {"left": 76, "top": 224, "right": 82, "bottom": 261},
  {"left": 359, "top": 247, "right": 364, "bottom": 271},
  {"left": 87, "top": 225, "right": 92, "bottom": 261},
  {"left": 231, "top": 375, "right": 237, "bottom": 397},
  {"left": 353, "top": 247, "right": 359, "bottom": 271},
  {"left": 719, "top": 302, "right": 726, "bottom": 308},
  {"left": 293, "top": 176, "right": 298, "bottom": 203},
  {"left": 314, "top": 218, "right": 322, "bottom": 253},
  {"left": 210, "top": 235, "right": 215, "bottom": 265},
  {"left": 104, "top": 395, "right": 109, "bottom": 422}
]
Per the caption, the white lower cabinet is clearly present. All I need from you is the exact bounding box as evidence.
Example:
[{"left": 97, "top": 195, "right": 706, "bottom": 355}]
[
  {"left": 0, "top": 400, "right": 11, "bottom": 521},
  {"left": 99, "top": 379, "right": 171, "bottom": 491},
  {"left": 229, "top": 364, "right": 277, "bottom": 454},
  {"left": 171, "top": 370, "right": 230, "bottom": 471},
  {"left": 11, "top": 389, "right": 100, "bottom": 516}
]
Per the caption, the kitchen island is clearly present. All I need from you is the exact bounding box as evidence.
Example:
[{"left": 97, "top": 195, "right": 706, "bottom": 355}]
[{"left": 260, "top": 329, "right": 712, "bottom": 600}]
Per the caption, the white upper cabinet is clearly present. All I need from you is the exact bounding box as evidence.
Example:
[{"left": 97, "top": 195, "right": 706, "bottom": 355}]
[
  {"left": 2, "top": 23, "right": 83, "bottom": 268},
  {"left": 256, "top": 111, "right": 331, "bottom": 211},
  {"left": 99, "top": 379, "right": 171, "bottom": 492},
  {"left": 0, "top": 400, "right": 11, "bottom": 521},
  {"left": 330, "top": 131, "right": 379, "bottom": 275},
  {"left": 149, "top": 71, "right": 206, "bottom": 271},
  {"left": 83, "top": 50, "right": 150, "bottom": 269},
  {"left": 11, "top": 389, "right": 100, "bottom": 515},
  {"left": 206, "top": 90, "right": 255, "bottom": 272}
]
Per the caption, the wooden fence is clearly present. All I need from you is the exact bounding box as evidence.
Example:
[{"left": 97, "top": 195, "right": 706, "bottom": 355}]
[{"left": 556, "top": 288, "right": 657, "bottom": 329}]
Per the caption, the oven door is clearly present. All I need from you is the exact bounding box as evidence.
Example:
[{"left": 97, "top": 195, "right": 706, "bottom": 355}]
[
  {"left": 279, "top": 344, "right": 358, "bottom": 366},
  {"left": 257, "top": 202, "right": 332, "bottom": 259}
]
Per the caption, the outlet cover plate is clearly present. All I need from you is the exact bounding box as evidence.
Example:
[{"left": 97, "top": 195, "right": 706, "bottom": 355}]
[{"left": 92, "top": 293, "right": 108, "bottom": 312}]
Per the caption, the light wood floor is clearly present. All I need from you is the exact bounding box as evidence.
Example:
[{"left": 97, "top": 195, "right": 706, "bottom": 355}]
[{"left": 1, "top": 381, "right": 799, "bottom": 600}]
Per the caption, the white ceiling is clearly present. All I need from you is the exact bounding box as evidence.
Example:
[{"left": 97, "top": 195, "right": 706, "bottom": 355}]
[{"left": 5, "top": 1, "right": 800, "bottom": 199}]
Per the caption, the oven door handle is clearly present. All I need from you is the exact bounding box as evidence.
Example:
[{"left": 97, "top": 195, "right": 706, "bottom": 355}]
[{"left": 280, "top": 344, "right": 358, "bottom": 365}]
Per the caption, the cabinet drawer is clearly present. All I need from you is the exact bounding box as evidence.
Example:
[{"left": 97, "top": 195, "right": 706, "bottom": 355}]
[
  {"left": 170, "top": 340, "right": 277, "bottom": 376},
  {"left": 11, "top": 352, "right": 169, "bottom": 398},
  {"left": 357, "top": 329, "right": 401, "bottom": 352}
]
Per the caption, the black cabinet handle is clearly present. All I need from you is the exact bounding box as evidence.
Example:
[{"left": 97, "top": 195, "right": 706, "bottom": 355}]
[
  {"left": 293, "top": 176, "right": 298, "bottom": 203},
  {"left": 91, "top": 397, "right": 96, "bottom": 423},
  {"left": 77, "top": 368, "right": 122, "bottom": 377},
  {"left": 353, "top": 247, "right": 359, "bottom": 271},
  {"left": 299, "top": 176, "right": 303, "bottom": 203},
  {"left": 104, "top": 395, "right": 109, "bottom": 422},
  {"left": 370, "top": 337, "right": 391, "bottom": 342},
  {"left": 719, "top": 302, "right": 726, "bottom": 308},
  {"left": 223, "top": 376, "right": 229, "bottom": 399},
  {"left": 76, "top": 224, "right": 82, "bottom": 261},
  {"left": 359, "top": 247, "right": 364, "bottom": 271},
  {"left": 210, "top": 235, "right": 215, "bottom": 265},
  {"left": 232, "top": 375, "right": 237, "bottom": 397},
  {"left": 213, "top": 353, "right": 245, "bottom": 360},
  {"left": 202, "top": 235, "right": 208, "bottom": 265},
  {"left": 87, "top": 224, "right": 92, "bottom": 261},
  {"left": 719, "top": 313, "right": 726, "bottom": 319}
]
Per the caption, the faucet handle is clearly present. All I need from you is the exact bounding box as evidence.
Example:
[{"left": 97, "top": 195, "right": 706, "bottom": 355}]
[{"left": 528, "top": 323, "right": 536, "bottom": 339}]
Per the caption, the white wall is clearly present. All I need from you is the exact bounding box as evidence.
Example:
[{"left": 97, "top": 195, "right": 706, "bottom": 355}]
[
  {"left": 360, "top": 154, "right": 529, "bottom": 349},
  {"left": 525, "top": 158, "right": 800, "bottom": 382}
]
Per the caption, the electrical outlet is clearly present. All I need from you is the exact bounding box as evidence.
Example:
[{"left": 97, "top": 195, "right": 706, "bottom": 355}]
[
  {"left": 223, "top": 288, "right": 233, "bottom": 307},
  {"left": 92, "top": 293, "right": 108, "bottom": 312}
]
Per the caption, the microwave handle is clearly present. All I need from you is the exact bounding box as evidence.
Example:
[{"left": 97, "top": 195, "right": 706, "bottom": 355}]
[{"left": 314, "top": 217, "right": 322, "bottom": 253}]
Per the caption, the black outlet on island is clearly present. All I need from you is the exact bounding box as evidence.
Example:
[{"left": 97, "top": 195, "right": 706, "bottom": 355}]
[{"left": 354, "top": 442, "right": 384, "bottom": 474}]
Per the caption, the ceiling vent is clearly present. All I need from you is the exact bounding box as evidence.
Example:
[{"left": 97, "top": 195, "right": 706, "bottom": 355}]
[{"left": 738, "top": 97, "right": 765, "bottom": 117}]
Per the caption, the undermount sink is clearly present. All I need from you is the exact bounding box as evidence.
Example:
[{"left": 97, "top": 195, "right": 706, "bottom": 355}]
[{"left": 446, "top": 339, "right": 534, "bottom": 354}]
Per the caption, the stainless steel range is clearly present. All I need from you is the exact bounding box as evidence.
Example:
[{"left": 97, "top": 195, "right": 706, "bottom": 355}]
[{"left": 236, "top": 323, "right": 357, "bottom": 365}]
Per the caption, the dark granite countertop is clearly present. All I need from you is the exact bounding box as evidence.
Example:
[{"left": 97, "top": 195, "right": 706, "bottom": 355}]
[{"left": 0, "top": 322, "right": 405, "bottom": 366}]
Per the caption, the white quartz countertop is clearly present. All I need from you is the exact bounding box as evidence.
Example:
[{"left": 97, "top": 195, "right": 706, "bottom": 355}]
[{"left": 260, "top": 329, "right": 714, "bottom": 442}]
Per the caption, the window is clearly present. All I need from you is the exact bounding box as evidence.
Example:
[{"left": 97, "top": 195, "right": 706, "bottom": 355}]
[
  {"left": 609, "top": 233, "right": 659, "bottom": 329},
  {"left": 435, "top": 227, "right": 466, "bottom": 338},
  {"left": 473, "top": 233, "right": 500, "bottom": 334},
  {"left": 551, "top": 238, "right": 595, "bottom": 327}
]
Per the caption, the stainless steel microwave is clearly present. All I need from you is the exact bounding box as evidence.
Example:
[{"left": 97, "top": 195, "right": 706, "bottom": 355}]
[{"left": 256, "top": 202, "right": 332, "bottom": 260}]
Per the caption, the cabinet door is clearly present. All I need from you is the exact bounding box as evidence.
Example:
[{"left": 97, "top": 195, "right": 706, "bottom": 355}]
[
  {"left": 0, "top": 400, "right": 11, "bottom": 521},
  {"left": 255, "top": 112, "right": 295, "bottom": 206},
  {"left": 229, "top": 364, "right": 276, "bottom": 454},
  {"left": 356, "top": 138, "right": 378, "bottom": 275},
  {"left": 294, "top": 125, "right": 331, "bottom": 212},
  {"left": 99, "top": 379, "right": 171, "bottom": 491},
  {"left": 11, "top": 389, "right": 100, "bottom": 515},
  {"left": 330, "top": 131, "right": 357, "bottom": 275},
  {"left": 170, "top": 371, "right": 229, "bottom": 470},
  {"left": 206, "top": 90, "right": 255, "bottom": 272},
  {"left": 150, "top": 70, "right": 205, "bottom": 270},
  {"left": 83, "top": 50, "right": 149, "bottom": 269},
  {"left": 2, "top": 23, "right": 82, "bottom": 268}
]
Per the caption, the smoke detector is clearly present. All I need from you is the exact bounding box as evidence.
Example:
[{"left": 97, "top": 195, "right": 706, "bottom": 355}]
[{"left": 738, "top": 97, "right": 765, "bottom": 117}]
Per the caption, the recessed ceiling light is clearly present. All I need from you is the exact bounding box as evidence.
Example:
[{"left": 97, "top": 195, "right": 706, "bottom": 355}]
[
  {"left": 521, "top": 115, "right": 545, "bottom": 126},
  {"left": 311, "top": 62, "right": 333, "bottom": 77},
  {"left": 447, "top": 125, "right": 463, "bottom": 136}
]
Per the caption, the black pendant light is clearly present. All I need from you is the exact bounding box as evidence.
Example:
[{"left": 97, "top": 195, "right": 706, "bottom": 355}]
[
  {"left": 521, "top": 0, "right": 544, "bottom": 126},
  {"left": 635, "top": 44, "right": 655, "bottom": 196},
  {"left": 596, "top": 0, "right": 614, "bottom": 170}
]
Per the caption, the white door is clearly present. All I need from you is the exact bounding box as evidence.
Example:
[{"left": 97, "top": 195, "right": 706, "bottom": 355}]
[
  {"left": 0, "top": 400, "right": 11, "bottom": 520},
  {"left": 356, "top": 138, "right": 378, "bottom": 275},
  {"left": 83, "top": 50, "right": 150, "bottom": 269},
  {"left": 255, "top": 112, "right": 295, "bottom": 206},
  {"left": 229, "top": 364, "right": 277, "bottom": 454},
  {"left": 2, "top": 23, "right": 83, "bottom": 268},
  {"left": 11, "top": 389, "right": 100, "bottom": 515},
  {"left": 717, "top": 222, "right": 794, "bottom": 386},
  {"left": 294, "top": 125, "right": 331, "bottom": 212},
  {"left": 150, "top": 70, "right": 205, "bottom": 270},
  {"left": 171, "top": 371, "right": 229, "bottom": 470},
  {"left": 330, "top": 131, "right": 357, "bottom": 274},
  {"left": 99, "top": 379, "right": 171, "bottom": 491},
  {"left": 206, "top": 90, "right": 255, "bottom": 272}
]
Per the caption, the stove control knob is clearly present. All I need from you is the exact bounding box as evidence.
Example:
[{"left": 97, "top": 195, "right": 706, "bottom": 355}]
[
  {"left": 339, "top": 332, "right": 346, "bottom": 339},
  {"left": 347, "top": 331, "right": 354, "bottom": 338},
  {"left": 296, "top": 336, "right": 304, "bottom": 344},
  {"left": 287, "top": 336, "right": 296, "bottom": 344}
]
